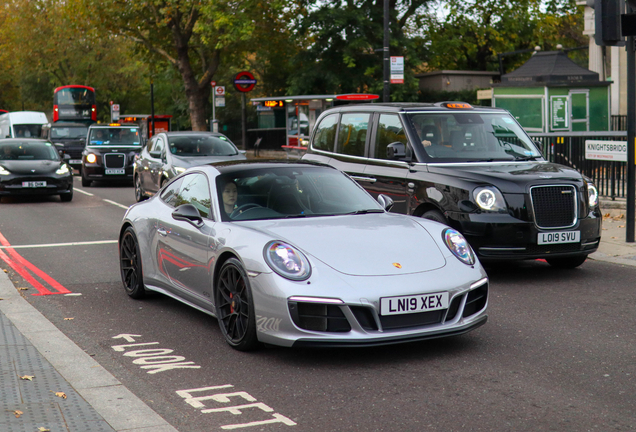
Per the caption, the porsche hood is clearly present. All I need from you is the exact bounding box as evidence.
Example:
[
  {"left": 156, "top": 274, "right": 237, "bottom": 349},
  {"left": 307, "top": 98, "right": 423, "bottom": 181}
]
[{"left": 248, "top": 213, "right": 447, "bottom": 276}]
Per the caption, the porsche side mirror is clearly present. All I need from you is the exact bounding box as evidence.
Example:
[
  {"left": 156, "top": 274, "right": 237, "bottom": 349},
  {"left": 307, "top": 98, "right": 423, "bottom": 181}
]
[
  {"left": 172, "top": 204, "right": 204, "bottom": 228},
  {"left": 377, "top": 194, "right": 394, "bottom": 212},
  {"left": 149, "top": 150, "right": 162, "bottom": 159}
]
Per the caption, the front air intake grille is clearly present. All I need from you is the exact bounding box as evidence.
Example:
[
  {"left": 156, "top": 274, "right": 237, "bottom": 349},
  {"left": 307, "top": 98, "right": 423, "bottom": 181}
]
[
  {"left": 463, "top": 284, "right": 488, "bottom": 318},
  {"left": 104, "top": 153, "right": 125, "bottom": 168},
  {"left": 350, "top": 306, "right": 379, "bottom": 331},
  {"left": 288, "top": 302, "right": 351, "bottom": 332},
  {"left": 531, "top": 185, "right": 577, "bottom": 229},
  {"left": 379, "top": 310, "right": 443, "bottom": 330}
]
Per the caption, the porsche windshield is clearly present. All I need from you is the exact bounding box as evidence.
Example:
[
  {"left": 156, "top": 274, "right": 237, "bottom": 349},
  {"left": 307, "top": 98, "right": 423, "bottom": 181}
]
[
  {"left": 406, "top": 112, "right": 542, "bottom": 162},
  {"left": 216, "top": 166, "right": 382, "bottom": 221},
  {"left": 88, "top": 127, "right": 140, "bottom": 146},
  {"left": 168, "top": 135, "right": 237, "bottom": 157}
]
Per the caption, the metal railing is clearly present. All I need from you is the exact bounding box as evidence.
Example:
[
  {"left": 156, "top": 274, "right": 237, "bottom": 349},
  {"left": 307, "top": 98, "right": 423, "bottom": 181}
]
[
  {"left": 611, "top": 115, "right": 627, "bottom": 131},
  {"left": 529, "top": 132, "right": 628, "bottom": 199}
]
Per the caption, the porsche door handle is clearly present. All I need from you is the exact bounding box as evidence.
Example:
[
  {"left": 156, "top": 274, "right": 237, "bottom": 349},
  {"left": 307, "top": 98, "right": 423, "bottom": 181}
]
[
  {"left": 157, "top": 228, "right": 168, "bottom": 237},
  {"left": 350, "top": 176, "right": 377, "bottom": 183}
]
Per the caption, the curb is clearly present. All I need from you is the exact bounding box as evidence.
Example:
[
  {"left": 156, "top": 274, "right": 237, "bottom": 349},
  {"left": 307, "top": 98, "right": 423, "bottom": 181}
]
[{"left": 0, "top": 270, "right": 179, "bottom": 432}]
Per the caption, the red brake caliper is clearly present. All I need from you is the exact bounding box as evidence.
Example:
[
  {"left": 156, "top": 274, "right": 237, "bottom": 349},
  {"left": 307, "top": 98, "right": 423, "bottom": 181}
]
[{"left": 230, "top": 293, "right": 234, "bottom": 313}]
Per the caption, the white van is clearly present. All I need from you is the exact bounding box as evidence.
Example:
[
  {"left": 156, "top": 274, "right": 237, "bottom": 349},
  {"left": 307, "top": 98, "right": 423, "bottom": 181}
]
[{"left": 0, "top": 111, "right": 49, "bottom": 139}]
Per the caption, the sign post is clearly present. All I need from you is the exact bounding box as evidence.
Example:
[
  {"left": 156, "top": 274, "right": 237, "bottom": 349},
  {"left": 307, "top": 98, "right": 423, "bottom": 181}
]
[
  {"left": 390, "top": 56, "right": 404, "bottom": 84},
  {"left": 111, "top": 103, "right": 120, "bottom": 123},
  {"left": 234, "top": 71, "right": 257, "bottom": 150}
]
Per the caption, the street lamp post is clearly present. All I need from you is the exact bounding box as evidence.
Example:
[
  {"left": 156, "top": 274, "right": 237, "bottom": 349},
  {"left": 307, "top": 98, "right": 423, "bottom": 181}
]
[{"left": 383, "top": 0, "right": 390, "bottom": 102}]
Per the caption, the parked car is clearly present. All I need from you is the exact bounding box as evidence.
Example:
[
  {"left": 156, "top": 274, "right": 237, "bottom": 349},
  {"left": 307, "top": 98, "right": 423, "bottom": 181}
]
[
  {"left": 133, "top": 131, "right": 245, "bottom": 202},
  {"left": 119, "top": 160, "right": 488, "bottom": 350},
  {"left": 0, "top": 138, "right": 73, "bottom": 202},
  {"left": 45, "top": 122, "right": 88, "bottom": 171},
  {"left": 302, "top": 102, "right": 602, "bottom": 268},
  {"left": 81, "top": 124, "right": 142, "bottom": 187}
]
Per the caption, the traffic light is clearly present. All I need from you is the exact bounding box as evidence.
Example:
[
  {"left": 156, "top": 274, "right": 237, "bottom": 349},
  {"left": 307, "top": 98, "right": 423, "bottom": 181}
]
[{"left": 594, "top": 0, "right": 624, "bottom": 46}]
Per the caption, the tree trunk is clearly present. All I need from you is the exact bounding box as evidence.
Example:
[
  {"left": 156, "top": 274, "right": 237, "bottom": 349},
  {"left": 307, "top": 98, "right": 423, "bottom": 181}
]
[{"left": 175, "top": 43, "right": 209, "bottom": 131}]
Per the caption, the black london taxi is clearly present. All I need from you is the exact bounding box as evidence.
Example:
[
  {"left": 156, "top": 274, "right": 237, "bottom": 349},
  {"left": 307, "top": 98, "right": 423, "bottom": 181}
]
[
  {"left": 302, "top": 102, "right": 602, "bottom": 268},
  {"left": 81, "top": 124, "right": 142, "bottom": 186},
  {"left": 46, "top": 122, "right": 89, "bottom": 171}
]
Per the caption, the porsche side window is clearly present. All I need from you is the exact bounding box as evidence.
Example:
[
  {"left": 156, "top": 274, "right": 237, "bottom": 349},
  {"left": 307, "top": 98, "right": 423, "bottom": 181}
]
[
  {"left": 160, "top": 177, "right": 184, "bottom": 208},
  {"left": 172, "top": 173, "right": 212, "bottom": 218},
  {"left": 335, "top": 113, "right": 370, "bottom": 157},
  {"left": 312, "top": 114, "right": 338, "bottom": 152},
  {"left": 375, "top": 114, "right": 407, "bottom": 160}
]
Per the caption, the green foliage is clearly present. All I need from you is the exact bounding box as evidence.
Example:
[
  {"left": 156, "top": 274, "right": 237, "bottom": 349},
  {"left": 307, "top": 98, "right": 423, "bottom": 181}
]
[
  {"left": 423, "top": 0, "right": 586, "bottom": 73},
  {"left": 287, "top": 0, "right": 430, "bottom": 100}
]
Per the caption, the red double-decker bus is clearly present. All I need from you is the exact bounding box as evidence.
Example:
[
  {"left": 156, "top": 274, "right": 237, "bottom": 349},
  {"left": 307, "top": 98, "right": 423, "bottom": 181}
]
[{"left": 53, "top": 85, "right": 96, "bottom": 124}]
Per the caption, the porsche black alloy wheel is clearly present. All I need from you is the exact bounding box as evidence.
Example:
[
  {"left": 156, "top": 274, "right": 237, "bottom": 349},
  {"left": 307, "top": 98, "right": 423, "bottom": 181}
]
[
  {"left": 215, "top": 258, "right": 258, "bottom": 351},
  {"left": 120, "top": 227, "right": 146, "bottom": 299}
]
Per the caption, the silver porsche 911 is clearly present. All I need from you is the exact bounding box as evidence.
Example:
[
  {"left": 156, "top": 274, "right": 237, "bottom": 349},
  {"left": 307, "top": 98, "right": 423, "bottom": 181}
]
[{"left": 119, "top": 160, "right": 488, "bottom": 350}]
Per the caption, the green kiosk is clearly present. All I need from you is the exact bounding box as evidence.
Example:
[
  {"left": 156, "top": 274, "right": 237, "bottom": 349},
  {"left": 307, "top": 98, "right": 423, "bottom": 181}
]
[{"left": 492, "top": 51, "right": 610, "bottom": 132}]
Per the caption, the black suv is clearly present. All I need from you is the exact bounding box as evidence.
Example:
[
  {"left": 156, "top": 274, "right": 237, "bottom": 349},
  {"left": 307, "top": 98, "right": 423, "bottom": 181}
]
[
  {"left": 81, "top": 124, "right": 142, "bottom": 187},
  {"left": 303, "top": 102, "right": 602, "bottom": 268},
  {"left": 46, "top": 122, "right": 88, "bottom": 171}
]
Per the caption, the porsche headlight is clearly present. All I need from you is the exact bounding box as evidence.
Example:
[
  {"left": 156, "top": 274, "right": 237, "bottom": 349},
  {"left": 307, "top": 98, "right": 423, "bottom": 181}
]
[
  {"left": 174, "top": 166, "right": 186, "bottom": 174},
  {"left": 473, "top": 186, "right": 507, "bottom": 212},
  {"left": 0, "top": 166, "right": 9, "bottom": 175},
  {"left": 587, "top": 183, "right": 599, "bottom": 207},
  {"left": 443, "top": 228, "right": 475, "bottom": 266},
  {"left": 264, "top": 241, "right": 311, "bottom": 281},
  {"left": 86, "top": 153, "right": 97, "bottom": 164},
  {"left": 56, "top": 164, "right": 69, "bottom": 175}
]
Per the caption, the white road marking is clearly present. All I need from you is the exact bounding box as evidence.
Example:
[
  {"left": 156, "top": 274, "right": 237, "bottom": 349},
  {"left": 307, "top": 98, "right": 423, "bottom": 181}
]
[
  {"left": 74, "top": 187, "right": 94, "bottom": 196},
  {"left": 103, "top": 199, "right": 130, "bottom": 210},
  {"left": 0, "top": 240, "right": 117, "bottom": 250},
  {"left": 64, "top": 293, "right": 83, "bottom": 296}
]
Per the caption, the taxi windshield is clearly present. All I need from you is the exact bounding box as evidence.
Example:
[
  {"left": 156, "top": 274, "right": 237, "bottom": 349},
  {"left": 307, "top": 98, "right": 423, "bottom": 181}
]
[
  {"left": 88, "top": 127, "right": 140, "bottom": 146},
  {"left": 406, "top": 112, "right": 542, "bottom": 162}
]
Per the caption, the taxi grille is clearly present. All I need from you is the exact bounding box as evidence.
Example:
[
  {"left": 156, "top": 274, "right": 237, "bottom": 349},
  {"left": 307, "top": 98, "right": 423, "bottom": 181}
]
[
  {"left": 104, "top": 153, "right": 125, "bottom": 168},
  {"left": 531, "top": 185, "right": 576, "bottom": 229}
]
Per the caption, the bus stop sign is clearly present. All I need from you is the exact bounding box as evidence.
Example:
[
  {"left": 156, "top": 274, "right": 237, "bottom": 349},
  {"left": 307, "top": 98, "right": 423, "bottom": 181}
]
[{"left": 234, "top": 71, "right": 257, "bottom": 93}]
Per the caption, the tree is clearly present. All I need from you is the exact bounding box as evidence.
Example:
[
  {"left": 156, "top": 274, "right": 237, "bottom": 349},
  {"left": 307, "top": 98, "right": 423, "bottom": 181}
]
[
  {"left": 422, "top": 0, "right": 585, "bottom": 73},
  {"left": 80, "top": 0, "right": 289, "bottom": 131},
  {"left": 287, "top": 0, "right": 431, "bottom": 101}
]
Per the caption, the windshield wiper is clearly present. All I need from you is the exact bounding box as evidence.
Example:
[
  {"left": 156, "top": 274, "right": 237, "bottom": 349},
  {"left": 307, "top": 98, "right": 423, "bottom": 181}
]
[
  {"left": 345, "top": 209, "right": 385, "bottom": 215},
  {"left": 513, "top": 156, "right": 541, "bottom": 161}
]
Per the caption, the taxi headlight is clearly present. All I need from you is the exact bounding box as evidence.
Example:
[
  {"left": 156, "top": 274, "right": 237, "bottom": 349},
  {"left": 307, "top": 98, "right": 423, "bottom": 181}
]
[
  {"left": 264, "top": 241, "right": 311, "bottom": 281},
  {"left": 587, "top": 183, "right": 599, "bottom": 207},
  {"left": 56, "top": 164, "right": 69, "bottom": 175},
  {"left": 473, "top": 186, "right": 507, "bottom": 212},
  {"left": 443, "top": 228, "right": 475, "bottom": 266},
  {"left": 86, "top": 153, "right": 97, "bottom": 164},
  {"left": 174, "top": 166, "right": 186, "bottom": 174},
  {"left": 0, "top": 166, "right": 9, "bottom": 175}
]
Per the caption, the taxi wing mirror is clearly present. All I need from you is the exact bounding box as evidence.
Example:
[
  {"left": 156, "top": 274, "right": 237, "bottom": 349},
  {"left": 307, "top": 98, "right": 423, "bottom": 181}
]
[{"left": 386, "top": 142, "right": 412, "bottom": 161}]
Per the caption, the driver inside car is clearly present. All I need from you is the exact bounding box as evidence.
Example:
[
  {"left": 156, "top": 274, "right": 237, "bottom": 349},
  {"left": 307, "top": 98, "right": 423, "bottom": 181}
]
[{"left": 221, "top": 180, "right": 238, "bottom": 215}]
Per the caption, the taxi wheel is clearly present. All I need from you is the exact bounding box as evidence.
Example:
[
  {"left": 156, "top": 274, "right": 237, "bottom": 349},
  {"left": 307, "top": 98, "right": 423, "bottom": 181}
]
[
  {"left": 60, "top": 190, "right": 73, "bottom": 202},
  {"left": 120, "top": 227, "right": 146, "bottom": 299},
  {"left": 81, "top": 171, "right": 91, "bottom": 187},
  {"left": 215, "top": 258, "right": 259, "bottom": 351},
  {"left": 422, "top": 209, "right": 448, "bottom": 224},
  {"left": 546, "top": 255, "right": 587, "bottom": 269}
]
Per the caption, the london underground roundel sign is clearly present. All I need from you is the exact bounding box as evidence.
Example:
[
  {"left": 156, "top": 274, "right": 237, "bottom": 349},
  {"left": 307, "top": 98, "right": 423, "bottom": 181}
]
[{"left": 233, "top": 71, "right": 257, "bottom": 93}]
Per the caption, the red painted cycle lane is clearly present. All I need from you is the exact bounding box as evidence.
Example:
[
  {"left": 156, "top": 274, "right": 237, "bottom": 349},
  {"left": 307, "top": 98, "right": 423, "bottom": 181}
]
[{"left": 0, "top": 231, "right": 71, "bottom": 296}]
